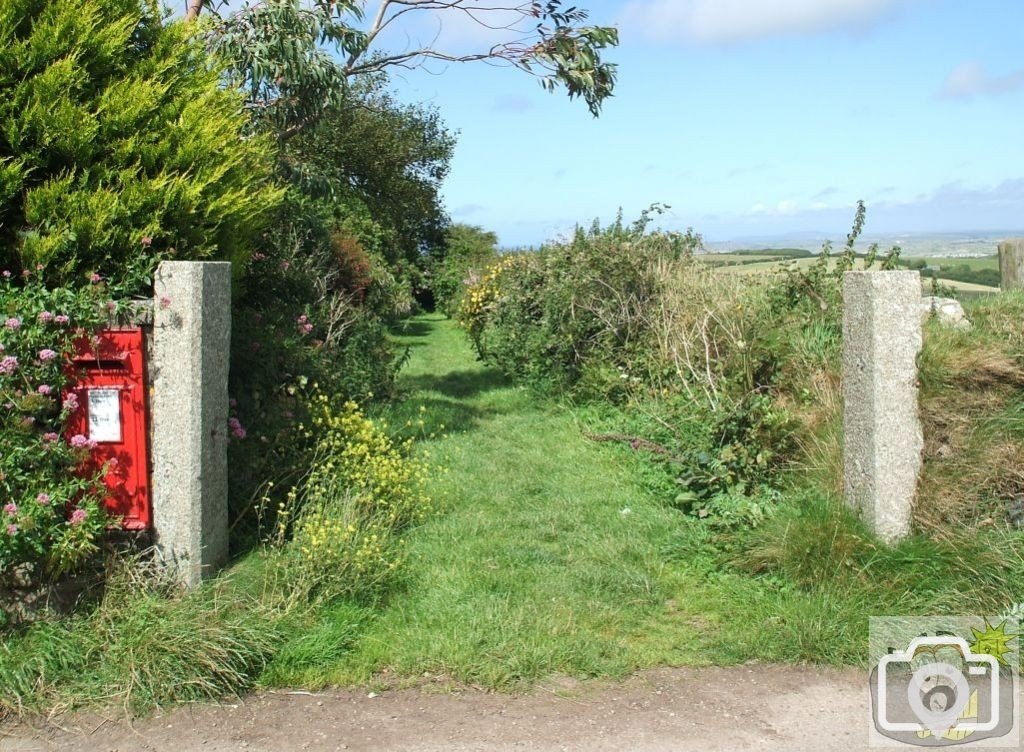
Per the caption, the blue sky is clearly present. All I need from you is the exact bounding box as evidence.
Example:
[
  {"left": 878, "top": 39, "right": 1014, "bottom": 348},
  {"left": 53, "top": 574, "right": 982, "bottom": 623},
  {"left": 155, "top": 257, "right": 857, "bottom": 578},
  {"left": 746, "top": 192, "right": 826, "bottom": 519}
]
[{"left": 371, "top": 0, "right": 1024, "bottom": 247}]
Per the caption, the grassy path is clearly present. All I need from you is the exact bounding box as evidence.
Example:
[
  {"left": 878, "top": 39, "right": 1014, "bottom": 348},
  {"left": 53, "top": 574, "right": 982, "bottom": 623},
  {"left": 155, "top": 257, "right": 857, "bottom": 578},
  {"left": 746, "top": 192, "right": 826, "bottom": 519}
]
[
  {"left": 272, "top": 314, "right": 992, "bottom": 689},
  {"left": 311, "top": 314, "right": 711, "bottom": 687}
]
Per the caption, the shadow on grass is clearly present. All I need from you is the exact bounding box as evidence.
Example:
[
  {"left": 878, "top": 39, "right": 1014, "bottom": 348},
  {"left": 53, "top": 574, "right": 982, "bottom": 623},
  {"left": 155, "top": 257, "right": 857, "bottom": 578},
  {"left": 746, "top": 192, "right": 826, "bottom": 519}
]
[
  {"left": 386, "top": 394, "right": 510, "bottom": 436},
  {"left": 401, "top": 369, "right": 509, "bottom": 400},
  {"left": 390, "top": 319, "right": 436, "bottom": 339}
]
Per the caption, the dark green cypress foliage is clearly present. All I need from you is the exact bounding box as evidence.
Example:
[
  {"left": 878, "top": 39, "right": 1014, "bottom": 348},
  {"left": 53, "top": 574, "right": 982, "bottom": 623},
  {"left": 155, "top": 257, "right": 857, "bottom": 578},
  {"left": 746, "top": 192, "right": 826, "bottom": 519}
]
[{"left": 0, "top": 0, "right": 282, "bottom": 292}]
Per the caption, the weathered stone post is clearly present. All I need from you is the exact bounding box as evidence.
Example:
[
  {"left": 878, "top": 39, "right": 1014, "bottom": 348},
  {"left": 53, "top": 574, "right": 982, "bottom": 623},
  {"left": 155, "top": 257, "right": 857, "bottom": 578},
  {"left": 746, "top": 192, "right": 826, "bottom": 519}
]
[
  {"left": 998, "top": 239, "right": 1024, "bottom": 291},
  {"left": 842, "top": 271, "right": 923, "bottom": 544},
  {"left": 151, "top": 261, "right": 231, "bottom": 587}
]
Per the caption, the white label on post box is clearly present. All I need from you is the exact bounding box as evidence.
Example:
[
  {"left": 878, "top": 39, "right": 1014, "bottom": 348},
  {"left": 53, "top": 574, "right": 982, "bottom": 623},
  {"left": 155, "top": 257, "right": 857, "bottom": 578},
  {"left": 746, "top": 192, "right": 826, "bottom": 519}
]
[{"left": 88, "top": 389, "right": 122, "bottom": 443}]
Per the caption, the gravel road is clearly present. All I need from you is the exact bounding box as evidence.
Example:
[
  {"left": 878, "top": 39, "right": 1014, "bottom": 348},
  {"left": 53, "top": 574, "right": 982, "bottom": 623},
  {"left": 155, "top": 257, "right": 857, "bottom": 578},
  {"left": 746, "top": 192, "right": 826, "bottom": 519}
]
[{"left": 2, "top": 665, "right": 877, "bottom": 752}]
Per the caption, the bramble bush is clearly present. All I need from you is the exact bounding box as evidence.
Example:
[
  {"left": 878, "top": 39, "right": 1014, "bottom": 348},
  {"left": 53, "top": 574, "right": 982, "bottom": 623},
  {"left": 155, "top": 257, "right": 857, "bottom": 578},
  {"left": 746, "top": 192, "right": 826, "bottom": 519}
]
[
  {"left": 0, "top": 272, "right": 111, "bottom": 586},
  {"left": 459, "top": 208, "right": 702, "bottom": 395}
]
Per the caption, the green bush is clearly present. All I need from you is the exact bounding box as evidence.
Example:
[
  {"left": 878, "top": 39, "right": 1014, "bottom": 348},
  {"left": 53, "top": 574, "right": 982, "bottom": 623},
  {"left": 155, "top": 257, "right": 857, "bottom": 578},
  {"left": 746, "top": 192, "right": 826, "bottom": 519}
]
[
  {"left": 0, "top": 0, "right": 281, "bottom": 291},
  {"left": 429, "top": 223, "right": 499, "bottom": 315},
  {"left": 460, "top": 210, "right": 701, "bottom": 394},
  {"left": 226, "top": 195, "right": 409, "bottom": 544},
  {"left": 0, "top": 559, "right": 281, "bottom": 716}
]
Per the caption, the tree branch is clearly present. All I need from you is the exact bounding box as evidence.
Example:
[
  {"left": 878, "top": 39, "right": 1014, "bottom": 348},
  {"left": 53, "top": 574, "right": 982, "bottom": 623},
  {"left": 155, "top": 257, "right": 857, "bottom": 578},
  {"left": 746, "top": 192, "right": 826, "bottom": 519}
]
[{"left": 185, "top": 0, "right": 205, "bottom": 21}]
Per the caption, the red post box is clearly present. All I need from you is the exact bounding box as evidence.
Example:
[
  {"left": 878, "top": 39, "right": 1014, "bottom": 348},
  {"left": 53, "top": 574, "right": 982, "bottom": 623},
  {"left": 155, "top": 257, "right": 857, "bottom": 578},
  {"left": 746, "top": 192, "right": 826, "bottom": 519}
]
[{"left": 64, "top": 329, "right": 151, "bottom": 530}]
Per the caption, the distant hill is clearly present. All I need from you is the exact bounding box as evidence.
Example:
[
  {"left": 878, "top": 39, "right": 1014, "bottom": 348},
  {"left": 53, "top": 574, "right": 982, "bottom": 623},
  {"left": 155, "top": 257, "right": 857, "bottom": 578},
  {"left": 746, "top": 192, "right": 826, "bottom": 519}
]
[
  {"left": 727, "top": 248, "right": 813, "bottom": 258},
  {"left": 705, "top": 231, "right": 1022, "bottom": 258}
]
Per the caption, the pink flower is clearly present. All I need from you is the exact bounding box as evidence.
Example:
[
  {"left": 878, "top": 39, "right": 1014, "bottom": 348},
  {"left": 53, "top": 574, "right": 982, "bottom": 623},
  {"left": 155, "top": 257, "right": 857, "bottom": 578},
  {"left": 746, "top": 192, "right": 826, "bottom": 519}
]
[
  {"left": 70, "top": 434, "right": 89, "bottom": 448},
  {"left": 229, "top": 398, "right": 237, "bottom": 407},
  {"left": 105, "top": 300, "right": 117, "bottom": 313},
  {"left": 37, "top": 384, "right": 52, "bottom": 395},
  {"left": 70, "top": 509, "right": 87, "bottom": 525},
  {"left": 63, "top": 393, "right": 79, "bottom": 411},
  {"left": 0, "top": 355, "right": 17, "bottom": 375},
  {"left": 36, "top": 493, "right": 50, "bottom": 505},
  {"left": 141, "top": 236, "right": 153, "bottom": 247},
  {"left": 1, "top": 270, "right": 9, "bottom": 279},
  {"left": 89, "top": 273, "right": 102, "bottom": 284},
  {"left": 5, "top": 317, "right": 21, "bottom": 330},
  {"left": 3, "top": 503, "right": 17, "bottom": 516},
  {"left": 42, "top": 432, "right": 59, "bottom": 442},
  {"left": 6, "top": 524, "right": 16, "bottom": 536},
  {"left": 159, "top": 296, "right": 172, "bottom": 309},
  {"left": 228, "top": 416, "right": 247, "bottom": 440},
  {"left": 38, "top": 311, "right": 54, "bottom": 324},
  {"left": 54, "top": 314, "right": 69, "bottom": 325},
  {"left": 38, "top": 348, "right": 58, "bottom": 361}
]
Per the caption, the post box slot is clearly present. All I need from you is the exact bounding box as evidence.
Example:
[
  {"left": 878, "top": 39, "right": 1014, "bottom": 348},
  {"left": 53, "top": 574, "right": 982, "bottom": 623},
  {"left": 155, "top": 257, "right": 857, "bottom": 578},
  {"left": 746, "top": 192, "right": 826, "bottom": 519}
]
[{"left": 72, "top": 358, "right": 127, "bottom": 370}]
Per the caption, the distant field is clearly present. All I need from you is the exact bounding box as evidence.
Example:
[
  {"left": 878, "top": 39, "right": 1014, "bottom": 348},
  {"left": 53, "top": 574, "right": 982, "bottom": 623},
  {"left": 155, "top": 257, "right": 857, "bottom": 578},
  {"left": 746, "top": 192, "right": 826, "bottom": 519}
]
[
  {"left": 703, "top": 249, "right": 1001, "bottom": 294},
  {"left": 916, "top": 256, "right": 999, "bottom": 270},
  {"left": 700, "top": 253, "right": 789, "bottom": 266}
]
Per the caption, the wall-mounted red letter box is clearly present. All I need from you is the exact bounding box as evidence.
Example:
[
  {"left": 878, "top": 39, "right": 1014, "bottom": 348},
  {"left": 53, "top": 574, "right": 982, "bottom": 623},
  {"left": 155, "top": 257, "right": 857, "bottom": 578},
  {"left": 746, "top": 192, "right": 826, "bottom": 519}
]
[{"left": 64, "top": 329, "right": 151, "bottom": 530}]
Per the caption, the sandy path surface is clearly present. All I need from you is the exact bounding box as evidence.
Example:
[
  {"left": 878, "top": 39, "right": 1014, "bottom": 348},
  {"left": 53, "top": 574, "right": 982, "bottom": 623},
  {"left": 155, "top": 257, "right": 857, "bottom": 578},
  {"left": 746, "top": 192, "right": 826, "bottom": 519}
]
[{"left": 1, "top": 665, "right": 875, "bottom": 752}]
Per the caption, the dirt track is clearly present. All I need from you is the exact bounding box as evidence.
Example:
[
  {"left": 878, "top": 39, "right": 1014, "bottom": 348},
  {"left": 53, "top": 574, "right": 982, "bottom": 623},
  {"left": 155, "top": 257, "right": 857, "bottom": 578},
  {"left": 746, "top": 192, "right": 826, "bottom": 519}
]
[{"left": 2, "top": 665, "right": 874, "bottom": 751}]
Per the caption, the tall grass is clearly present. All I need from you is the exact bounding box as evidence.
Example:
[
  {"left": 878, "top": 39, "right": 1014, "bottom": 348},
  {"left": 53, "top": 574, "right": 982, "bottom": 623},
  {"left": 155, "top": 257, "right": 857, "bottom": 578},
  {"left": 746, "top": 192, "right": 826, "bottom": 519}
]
[{"left": 0, "top": 558, "right": 282, "bottom": 717}]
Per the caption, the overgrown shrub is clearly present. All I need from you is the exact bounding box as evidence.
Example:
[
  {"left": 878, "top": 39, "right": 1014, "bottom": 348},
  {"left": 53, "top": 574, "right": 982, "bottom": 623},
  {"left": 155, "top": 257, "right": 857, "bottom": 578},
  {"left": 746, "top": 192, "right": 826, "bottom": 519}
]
[
  {"left": 460, "top": 209, "right": 701, "bottom": 395},
  {"left": 1, "top": 395, "right": 434, "bottom": 717},
  {"left": 429, "top": 223, "right": 499, "bottom": 316},
  {"left": 0, "top": 557, "right": 281, "bottom": 717},
  {"left": 0, "top": 0, "right": 281, "bottom": 291},
  {"left": 226, "top": 197, "right": 409, "bottom": 543},
  {"left": 0, "top": 273, "right": 111, "bottom": 586},
  {"left": 271, "top": 396, "right": 433, "bottom": 606}
]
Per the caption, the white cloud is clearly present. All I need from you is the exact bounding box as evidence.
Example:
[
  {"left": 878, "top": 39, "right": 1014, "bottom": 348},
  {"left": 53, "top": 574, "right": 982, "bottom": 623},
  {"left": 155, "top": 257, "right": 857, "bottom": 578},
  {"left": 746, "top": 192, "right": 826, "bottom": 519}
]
[
  {"left": 621, "top": 0, "right": 911, "bottom": 44},
  {"left": 941, "top": 61, "right": 1024, "bottom": 99},
  {"left": 748, "top": 198, "right": 801, "bottom": 215}
]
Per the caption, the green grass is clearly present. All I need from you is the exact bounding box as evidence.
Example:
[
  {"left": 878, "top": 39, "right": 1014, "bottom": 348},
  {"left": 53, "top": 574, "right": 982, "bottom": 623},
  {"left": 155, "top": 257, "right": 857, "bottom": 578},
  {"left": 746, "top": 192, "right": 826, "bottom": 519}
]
[
  {"left": 322, "top": 315, "right": 704, "bottom": 686},
  {"left": 269, "top": 315, "right": 1024, "bottom": 689}
]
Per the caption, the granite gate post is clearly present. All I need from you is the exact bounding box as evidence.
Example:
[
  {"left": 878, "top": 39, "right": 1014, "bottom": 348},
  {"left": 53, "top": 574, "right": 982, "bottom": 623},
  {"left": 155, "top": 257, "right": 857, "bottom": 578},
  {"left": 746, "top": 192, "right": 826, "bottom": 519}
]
[
  {"left": 842, "top": 271, "right": 923, "bottom": 544},
  {"left": 151, "top": 261, "right": 231, "bottom": 586},
  {"left": 998, "top": 239, "right": 1024, "bottom": 291}
]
